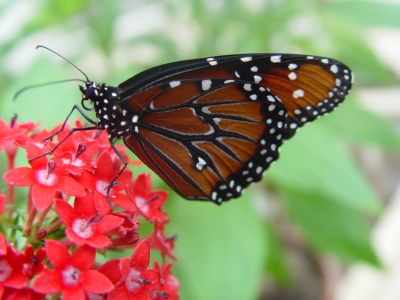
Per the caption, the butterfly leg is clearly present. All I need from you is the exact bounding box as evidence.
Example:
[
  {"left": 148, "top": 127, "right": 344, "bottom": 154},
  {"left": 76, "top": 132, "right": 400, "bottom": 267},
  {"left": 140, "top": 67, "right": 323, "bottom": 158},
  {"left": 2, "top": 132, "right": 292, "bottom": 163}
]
[
  {"left": 105, "top": 141, "right": 128, "bottom": 208},
  {"left": 29, "top": 105, "right": 99, "bottom": 162}
]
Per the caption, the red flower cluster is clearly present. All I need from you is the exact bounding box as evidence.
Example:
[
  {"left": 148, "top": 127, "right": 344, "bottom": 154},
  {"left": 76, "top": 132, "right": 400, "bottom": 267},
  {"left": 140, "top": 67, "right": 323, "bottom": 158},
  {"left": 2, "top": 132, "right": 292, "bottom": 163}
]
[{"left": 0, "top": 117, "right": 180, "bottom": 300}]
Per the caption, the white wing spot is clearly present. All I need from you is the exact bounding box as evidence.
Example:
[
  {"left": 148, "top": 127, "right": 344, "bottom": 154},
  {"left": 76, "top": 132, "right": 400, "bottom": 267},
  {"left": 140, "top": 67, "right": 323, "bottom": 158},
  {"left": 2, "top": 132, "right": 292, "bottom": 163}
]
[
  {"left": 290, "top": 123, "right": 298, "bottom": 129},
  {"left": 288, "top": 72, "right": 297, "bottom": 80},
  {"left": 103, "top": 115, "right": 109, "bottom": 120},
  {"left": 307, "top": 56, "right": 314, "bottom": 59},
  {"left": 169, "top": 81, "right": 181, "bottom": 88},
  {"left": 250, "top": 94, "right": 257, "bottom": 100},
  {"left": 243, "top": 84, "right": 252, "bottom": 91},
  {"left": 202, "top": 80, "right": 212, "bottom": 90},
  {"left": 335, "top": 78, "right": 341, "bottom": 86},
  {"left": 132, "top": 115, "right": 138, "bottom": 123},
  {"left": 196, "top": 157, "right": 207, "bottom": 170},
  {"left": 211, "top": 191, "right": 217, "bottom": 201},
  {"left": 267, "top": 95, "right": 275, "bottom": 102},
  {"left": 240, "top": 56, "right": 252, "bottom": 62},
  {"left": 270, "top": 55, "right": 281, "bottom": 63},
  {"left": 224, "top": 80, "right": 235, "bottom": 84},
  {"left": 288, "top": 63, "right": 297, "bottom": 70},
  {"left": 321, "top": 58, "right": 329, "bottom": 64},
  {"left": 251, "top": 66, "right": 258, "bottom": 72},
  {"left": 259, "top": 87, "right": 266, "bottom": 92},
  {"left": 254, "top": 75, "right": 262, "bottom": 83},
  {"left": 120, "top": 121, "right": 126, "bottom": 126},
  {"left": 268, "top": 104, "right": 276, "bottom": 111},
  {"left": 293, "top": 89, "right": 305, "bottom": 98},
  {"left": 235, "top": 71, "right": 240, "bottom": 78},
  {"left": 330, "top": 65, "right": 339, "bottom": 73}
]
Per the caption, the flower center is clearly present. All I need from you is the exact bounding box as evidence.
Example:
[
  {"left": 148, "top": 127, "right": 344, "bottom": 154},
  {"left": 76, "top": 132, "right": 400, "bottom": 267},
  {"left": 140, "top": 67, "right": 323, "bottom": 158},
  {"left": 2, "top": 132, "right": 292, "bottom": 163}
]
[
  {"left": 72, "top": 218, "right": 94, "bottom": 239},
  {"left": 96, "top": 180, "right": 109, "bottom": 196},
  {"left": 0, "top": 259, "right": 12, "bottom": 282},
  {"left": 62, "top": 265, "right": 81, "bottom": 286},
  {"left": 125, "top": 268, "right": 146, "bottom": 293},
  {"left": 36, "top": 170, "right": 57, "bottom": 186}
]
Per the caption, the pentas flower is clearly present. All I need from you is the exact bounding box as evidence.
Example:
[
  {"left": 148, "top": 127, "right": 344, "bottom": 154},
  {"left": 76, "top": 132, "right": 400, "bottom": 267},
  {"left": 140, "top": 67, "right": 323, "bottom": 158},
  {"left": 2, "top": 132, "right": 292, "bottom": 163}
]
[
  {"left": 2, "top": 245, "right": 47, "bottom": 300},
  {"left": 77, "top": 150, "right": 134, "bottom": 211},
  {"left": 126, "top": 173, "right": 168, "bottom": 223},
  {"left": 52, "top": 130, "right": 97, "bottom": 176},
  {"left": 22, "top": 245, "right": 46, "bottom": 279},
  {"left": 0, "top": 245, "right": 30, "bottom": 297},
  {"left": 147, "top": 223, "right": 176, "bottom": 260},
  {"left": 0, "top": 118, "right": 180, "bottom": 299},
  {"left": 108, "top": 211, "right": 141, "bottom": 248},
  {"left": 3, "top": 142, "right": 86, "bottom": 210},
  {"left": 0, "top": 118, "right": 26, "bottom": 151},
  {"left": 152, "top": 261, "right": 180, "bottom": 300},
  {"left": 55, "top": 193, "right": 124, "bottom": 248},
  {"left": 99, "top": 240, "right": 162, "bottom": 300},
  {"left": 32, "top": 240, "right": 113, "bottom": 299}
]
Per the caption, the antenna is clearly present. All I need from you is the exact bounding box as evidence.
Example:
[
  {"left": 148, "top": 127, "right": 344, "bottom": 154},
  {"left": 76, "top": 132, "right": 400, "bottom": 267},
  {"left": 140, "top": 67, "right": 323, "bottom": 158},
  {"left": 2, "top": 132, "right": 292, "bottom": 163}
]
[
  {"left": 36, "top": 45, "right": 90, "bottom": 82},
  {"left": 13, "top": 78, "right": 86, "bottom": 100}
]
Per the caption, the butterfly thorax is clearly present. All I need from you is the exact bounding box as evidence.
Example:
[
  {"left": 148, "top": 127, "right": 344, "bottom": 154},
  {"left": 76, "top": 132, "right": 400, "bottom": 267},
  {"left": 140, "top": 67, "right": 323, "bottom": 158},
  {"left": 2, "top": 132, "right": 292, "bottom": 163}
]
[{"left": 80, "top": 82, "right": 136, "bottom": 140}]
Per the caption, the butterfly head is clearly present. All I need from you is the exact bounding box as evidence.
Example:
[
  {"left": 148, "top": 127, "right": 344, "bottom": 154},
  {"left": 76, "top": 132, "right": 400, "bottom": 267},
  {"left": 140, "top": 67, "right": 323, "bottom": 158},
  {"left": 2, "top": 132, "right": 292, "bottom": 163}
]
[{"left": 79, "top": 81, "right": 101, "bottom": 111}]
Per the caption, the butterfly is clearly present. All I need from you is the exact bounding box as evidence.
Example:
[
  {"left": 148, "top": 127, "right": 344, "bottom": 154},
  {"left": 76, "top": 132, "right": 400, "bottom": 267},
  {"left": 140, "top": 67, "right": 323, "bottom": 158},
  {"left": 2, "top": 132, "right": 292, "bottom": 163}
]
[{"left": 39, "top": 47, "right": 353, "bottom": 204}]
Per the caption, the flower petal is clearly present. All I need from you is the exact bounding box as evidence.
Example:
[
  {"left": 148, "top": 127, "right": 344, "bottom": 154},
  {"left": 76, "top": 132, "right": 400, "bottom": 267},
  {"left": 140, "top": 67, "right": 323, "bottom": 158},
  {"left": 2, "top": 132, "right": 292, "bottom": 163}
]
[
  {"left": 130, "top": 240, "right": 150, "bottom": 272},
  {"left": 46, "top": 240, "right": 71, "bottom": 269},
  {"left": 57, "top": 176, "right": 86, "bottom": 197},
  {"left": 81, "top": 270, "right": 113, "bottom": 293},
  {"left": 86, "top": 234, "right": 112, "bottom": 249},
  {"left": 31, "top": 184, "right": 56, "bottom": 211},
  {"left": 32, "top": 269, "right": 62, "bottom": 294},
  {"left": 55, "top": 199, "right": 75, "bottom": 227},
  {"left": 3, "top": 167, "right": 35, "bottom": 186},
  {"left": 71, "top": 245, "right": 95, "bottom": 271}
]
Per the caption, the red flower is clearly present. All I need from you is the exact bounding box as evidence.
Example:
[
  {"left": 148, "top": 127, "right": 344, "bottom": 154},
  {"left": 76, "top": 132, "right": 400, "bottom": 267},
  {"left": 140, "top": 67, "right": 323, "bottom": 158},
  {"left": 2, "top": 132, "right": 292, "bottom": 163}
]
[
  {"left": 146, "top": 223, "right": 176, "bottom": 260},
  {"left": 55, "top": 193, "right": 124, "bottom": 249},
  {"left": 0, "top": 246, "right": 30, "bottom": 297},
  {"left": 3, "top": 142, "right": 86, "bottom": 210},
  {"left": 126, "top": 173, "right": 168, "bottom": 223},
  {"left": 100, "top": 240, "right": 162, "bottom": 300},
  {"left": 52, "top": 130, "right": 97, "bottom": 176},
  {"left": 22, "top": 245, "right": 46, "bottom": 279},
  {"left": 77, "top": 150, "right": 133, "bottom": 211},
  {"left": 0, "top": 194, "right": 5, "bottom": 216},
  {"left": 152, "top": 261, "right": 180, "bottom": 300},
  {"left": 0, "top": 119, "right": 26, "bottom": 151},
  {"left": 108, "top": 211, "right": 141, "bottom": 248},
  {"left": 32, "top": 240, "right": 113, "bottom": 299}
]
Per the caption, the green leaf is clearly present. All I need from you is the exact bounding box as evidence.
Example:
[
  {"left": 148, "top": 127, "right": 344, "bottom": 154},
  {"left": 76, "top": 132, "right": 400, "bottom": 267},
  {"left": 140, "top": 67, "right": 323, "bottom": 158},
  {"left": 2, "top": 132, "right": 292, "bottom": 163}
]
[
  {"left": 319, "top": 99, "right": 400, "bottom": 150},
  {"left": 326, "top": 1, "right": 400, "bottom": 28},
  {"left": 266, "top": 122, "right": 381, "bottom": 214},
  {"left": 281, "top": 187, "right": 380, "bottom": 265},
  {"left": 167, "top": 192, "right": 267, "bottom": 300},
  {"left": 265, "top": 221, "right": 291, "bottom": 285},
  {"left": 319, "top": 10, "right": 394, "bottom": 85}
]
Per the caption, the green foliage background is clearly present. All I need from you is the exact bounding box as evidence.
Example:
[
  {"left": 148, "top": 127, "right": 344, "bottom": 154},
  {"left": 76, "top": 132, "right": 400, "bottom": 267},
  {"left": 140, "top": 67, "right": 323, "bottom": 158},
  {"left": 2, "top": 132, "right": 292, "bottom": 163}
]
[{"left": 1, "top": 0, "right": 400, "bottom": 299}]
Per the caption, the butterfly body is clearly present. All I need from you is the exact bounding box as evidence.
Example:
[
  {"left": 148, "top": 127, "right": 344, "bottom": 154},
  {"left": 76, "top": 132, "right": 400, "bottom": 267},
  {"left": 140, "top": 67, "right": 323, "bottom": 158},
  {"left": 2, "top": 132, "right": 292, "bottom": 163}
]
[{"left": 78, "top": 54, "right": 353, "bottom": 204}]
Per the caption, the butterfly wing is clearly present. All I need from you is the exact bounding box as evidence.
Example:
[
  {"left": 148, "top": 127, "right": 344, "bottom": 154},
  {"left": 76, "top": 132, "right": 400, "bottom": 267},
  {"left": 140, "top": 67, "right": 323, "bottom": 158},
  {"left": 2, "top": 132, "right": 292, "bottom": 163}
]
[{"left": 119, "top": 54, "right": 352, "bottom": 203}]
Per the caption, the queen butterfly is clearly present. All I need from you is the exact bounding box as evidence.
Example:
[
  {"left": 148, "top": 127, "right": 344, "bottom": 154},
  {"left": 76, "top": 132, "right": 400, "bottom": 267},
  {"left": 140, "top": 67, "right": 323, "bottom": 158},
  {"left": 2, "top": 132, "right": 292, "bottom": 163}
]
[{"left": 35, "top": 46, "right": 353, "bottom": 204}]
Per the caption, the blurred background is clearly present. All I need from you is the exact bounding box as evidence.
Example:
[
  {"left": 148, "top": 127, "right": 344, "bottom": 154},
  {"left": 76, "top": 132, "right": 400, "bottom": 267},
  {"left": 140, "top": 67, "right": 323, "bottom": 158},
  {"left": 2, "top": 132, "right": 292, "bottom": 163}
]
[{"left": 1, "top": 0, "right": 400, "bottom": 299}]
